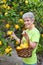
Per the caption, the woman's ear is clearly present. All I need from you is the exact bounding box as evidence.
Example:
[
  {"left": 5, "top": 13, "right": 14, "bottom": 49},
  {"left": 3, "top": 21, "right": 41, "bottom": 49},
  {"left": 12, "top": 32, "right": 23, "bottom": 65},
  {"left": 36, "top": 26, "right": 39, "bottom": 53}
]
[
  {"left": 31, "top": 18, "right": 35, "bottom": 23},
  {"left": 32, "top": 18, "right": 35, "bottom": 21}
]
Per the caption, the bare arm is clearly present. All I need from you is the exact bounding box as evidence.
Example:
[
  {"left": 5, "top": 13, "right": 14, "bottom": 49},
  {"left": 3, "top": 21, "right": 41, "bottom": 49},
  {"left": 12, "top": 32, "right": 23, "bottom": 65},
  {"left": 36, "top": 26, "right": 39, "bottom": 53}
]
[
  {"left": 29, "top": 42, "right": 37, "bottom": 49},
  {"left": 22, "top": 31, "right": 37, "bottom": 49},
  {"left": 11, "top": 32, "right": 20, "bottom": 43}
]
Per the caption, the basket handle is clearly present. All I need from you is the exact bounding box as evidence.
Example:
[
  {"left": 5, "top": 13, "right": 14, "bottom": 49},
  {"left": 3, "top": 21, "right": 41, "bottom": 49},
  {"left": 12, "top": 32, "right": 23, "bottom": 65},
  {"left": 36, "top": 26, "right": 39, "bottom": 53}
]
[
  {"left": 20, "top": 34, "right": 22, "bottom": 44},
  {"left": 20, "top": 34, "right": 30, "bottom": 46}
]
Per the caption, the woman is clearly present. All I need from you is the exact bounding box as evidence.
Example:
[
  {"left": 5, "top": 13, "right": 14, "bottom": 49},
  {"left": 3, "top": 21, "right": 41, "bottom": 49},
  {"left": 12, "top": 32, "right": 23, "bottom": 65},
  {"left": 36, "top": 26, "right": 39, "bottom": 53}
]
[{"left": 11, "top": 12, "right": 40, "bottom": 65}]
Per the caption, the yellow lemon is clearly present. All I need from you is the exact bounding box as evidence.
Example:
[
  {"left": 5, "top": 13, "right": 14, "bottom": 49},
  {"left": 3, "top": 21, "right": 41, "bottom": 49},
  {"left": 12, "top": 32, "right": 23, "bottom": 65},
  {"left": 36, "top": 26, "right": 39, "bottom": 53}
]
[
  {"left": 24, "top": 43, "right": 28, "bottom": 46},
  {"left": 9, "top": 48, "right": 12, "bottom": 51},
  {"left": 5, "top": 12, "right": 8, "bottom": 15},
  {"left": 16, "top": 41, "right": 19, "bottom": 44},
  {"left": 18, "top": 19, "right": 24, "bottom": 23},
  {"left": 0, "top": 41, "right": 2, "bottom": 45},
  {"left": 8, "top": 46, "right": 11, "bottom": 48},
  {"left": 2, "top": 4, "right": 7, "bottom": 8},
  {"left": 7, "top": 31, "right": 13, "bottom": 35},
  {"left": 7, "top": 6, "right": 10, "bottom": 10},
  {"left": 7, "top": 46, "right": 12, "bottom": 51},
  {"left": 2, "top": 0, "right": 6, "bottom": 3},
  {"left": 41, "top": 34, "right": 43, "bottom": 37},
  {"left": 20, "top": 11, "right": 23, "bottom": 15},
  {"left": 5, "top": 48, "right": 10, "bottom": 53},
  {"left": 20, "top": 43, "right": 25, "bottom": 48},
  {"left": 24, "top": 43, "right": 29, "bottom": 48},
  {"left": 5, "top": 24, "right": 10, "bottom": 29},
  {"left": 25, "top": 0, "right": 28, "bottom": 4},
  {"left": 15, "top": 24, "right": 19, "bottom": 29},
  {"left": 16, "top": 46, "right": 22, "bottom": 50},
  {"left": 20, "top": 43, "right": 28, "bottom": 48}
]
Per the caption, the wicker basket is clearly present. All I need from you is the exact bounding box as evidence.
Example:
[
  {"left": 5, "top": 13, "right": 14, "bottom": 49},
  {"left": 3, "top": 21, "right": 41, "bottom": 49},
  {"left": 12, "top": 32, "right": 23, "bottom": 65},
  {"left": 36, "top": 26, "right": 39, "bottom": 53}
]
[{"left": 16, "top": 47, "right": 33, "bottom": 58}]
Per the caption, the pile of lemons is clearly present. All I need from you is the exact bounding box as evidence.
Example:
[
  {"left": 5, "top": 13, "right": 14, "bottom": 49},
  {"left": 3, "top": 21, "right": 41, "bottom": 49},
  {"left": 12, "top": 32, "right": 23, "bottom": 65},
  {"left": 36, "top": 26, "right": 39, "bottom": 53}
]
[{"left": 16, "top": 43, "right": 29, "bottom": 50}]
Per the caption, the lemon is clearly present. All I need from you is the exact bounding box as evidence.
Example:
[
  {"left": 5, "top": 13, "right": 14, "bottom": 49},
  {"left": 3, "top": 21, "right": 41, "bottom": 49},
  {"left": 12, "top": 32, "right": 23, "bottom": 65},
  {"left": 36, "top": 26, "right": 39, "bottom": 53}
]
[
  {"left": 7, "top": 6, "right": 10, "bottom": 10},
  {"left": 5, "top": 12, "right": 8, "bottom": 15},
  {"left": 20, "top": 11, "right": 23, "bottom": 15},
  {"left": 20, "top": 43, "right": 28, "bottom": 48},
  {"left": 2, "top": 0, "right": 6, "bottom": 3},
  {"left": 8, "top": 46, "right": 11, "bottom": 48},
  {"left": 24, "top": 43, "right": 28, "bottom": 46},
  {"left": 7, "top": 31, "right": 13, "bottom": 35},
  {"left": 25, "top": 0, "right": 28, "bottom": 4},
  {"left": 16, "top": 41, "right": 19, "bottom": 44},
  {"left": 0, "top": 41, "right": 2, "bottom": 45},
  {"left": 18, "top": 19, "right": 23, "bottom": 23},
  {"left": 15, "top": 24, "right": 19, "bottom": 29},
  {"left": 41, "top": 34, "right": 43, "bottom": 37},
  {"left": 2, "top": 4, "right": 7, "bottom": 8},
  {"left": 24, "top": 43, "right": 28, "bottom": 48},
  {"left": 5, "top": 48, "right": 10, "bottom": 53},
  {"left": 5, "top": 24, "right": 10, "bottom": 29},
  {"left": 16, "top": 46, "right": 22, "bottom": 50},
  {"left": 20, "top": 43, "right": 25, "bottom": 48},
  {"left": 9, "top": 48, "right": 12, "bottom": 51}
]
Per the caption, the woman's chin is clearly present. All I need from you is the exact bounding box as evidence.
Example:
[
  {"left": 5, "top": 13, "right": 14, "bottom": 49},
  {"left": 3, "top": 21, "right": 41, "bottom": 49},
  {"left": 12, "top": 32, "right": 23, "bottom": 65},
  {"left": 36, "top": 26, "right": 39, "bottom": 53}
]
[
  {"left": 25, "top": 25, "right": 30, "bottom": 29},
  {"left": 25, "top": 27, "right": 29, "bottom": 29}
]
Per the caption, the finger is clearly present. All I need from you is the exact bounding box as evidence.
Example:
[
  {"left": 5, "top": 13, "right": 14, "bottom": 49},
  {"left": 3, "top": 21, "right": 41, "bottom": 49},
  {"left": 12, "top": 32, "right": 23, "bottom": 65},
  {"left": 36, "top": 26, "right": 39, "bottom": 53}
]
[
  {"left": 22, "top": 31, "right": 26, "bottom": 35},
  {"left": 12, "top": 32, "right": 15, "bottom": 35}
]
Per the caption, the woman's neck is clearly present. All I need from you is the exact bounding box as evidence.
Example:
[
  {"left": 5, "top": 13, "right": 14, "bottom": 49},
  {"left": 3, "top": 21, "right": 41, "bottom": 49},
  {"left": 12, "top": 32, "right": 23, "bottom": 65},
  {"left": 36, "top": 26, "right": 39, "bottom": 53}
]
[{"left": 28, "top": 24, "right": 35, "bottom": 30}]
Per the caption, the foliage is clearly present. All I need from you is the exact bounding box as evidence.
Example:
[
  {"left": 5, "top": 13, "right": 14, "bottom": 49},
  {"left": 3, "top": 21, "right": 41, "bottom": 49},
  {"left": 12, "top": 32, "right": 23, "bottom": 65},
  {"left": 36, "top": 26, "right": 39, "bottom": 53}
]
[{"left": 0, "top": 0, "right": 43, "bottom": 55}]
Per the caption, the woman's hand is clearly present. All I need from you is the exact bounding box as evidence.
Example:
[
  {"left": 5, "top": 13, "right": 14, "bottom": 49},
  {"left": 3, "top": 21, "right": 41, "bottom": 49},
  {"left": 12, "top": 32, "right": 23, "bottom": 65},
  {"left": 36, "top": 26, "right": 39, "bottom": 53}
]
[
  {"left": 11, "top": 32, "right": 20, "bottom": 43},
  {"left": 22, "top": 30, "right": 29, "bottom": 41},
  {"left": 11, "top": 32, "right": 16, "bottom": 39}
]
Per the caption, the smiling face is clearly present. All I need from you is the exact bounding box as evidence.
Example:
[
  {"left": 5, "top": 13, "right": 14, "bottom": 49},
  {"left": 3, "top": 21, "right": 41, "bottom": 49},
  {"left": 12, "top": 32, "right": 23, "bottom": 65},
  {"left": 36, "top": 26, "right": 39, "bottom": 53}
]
[{"left": 24, "top": 17, "right": 34, "bottom": 29}]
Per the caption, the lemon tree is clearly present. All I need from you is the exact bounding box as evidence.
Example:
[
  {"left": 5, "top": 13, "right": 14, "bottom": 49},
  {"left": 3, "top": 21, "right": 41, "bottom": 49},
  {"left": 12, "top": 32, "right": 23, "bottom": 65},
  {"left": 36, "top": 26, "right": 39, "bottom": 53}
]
[{"left": 0, "top": 0, "right": 43, "bottom": 55}]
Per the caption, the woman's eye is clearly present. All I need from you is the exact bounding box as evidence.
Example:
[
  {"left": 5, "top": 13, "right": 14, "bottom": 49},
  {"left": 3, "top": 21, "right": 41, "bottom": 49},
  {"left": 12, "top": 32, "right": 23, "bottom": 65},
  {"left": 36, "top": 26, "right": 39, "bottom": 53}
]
[
  {"left": 24, "top": 20, "right": 29, "bottom": 22},
  {"left": 27, "top": 20, "right": 29, "bottom": 21}
]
